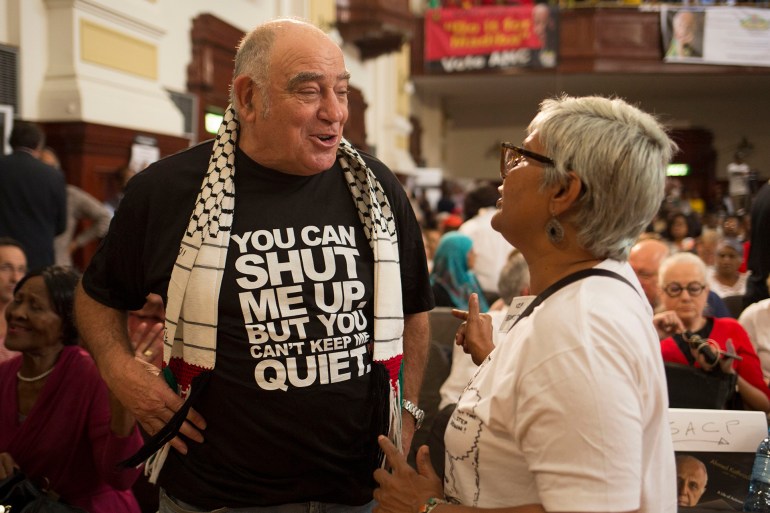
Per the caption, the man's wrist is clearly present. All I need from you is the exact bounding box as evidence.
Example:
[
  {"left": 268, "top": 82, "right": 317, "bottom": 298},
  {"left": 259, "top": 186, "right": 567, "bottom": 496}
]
[{"left": 402, "top": 399, "right": 425, "bottom": 430}]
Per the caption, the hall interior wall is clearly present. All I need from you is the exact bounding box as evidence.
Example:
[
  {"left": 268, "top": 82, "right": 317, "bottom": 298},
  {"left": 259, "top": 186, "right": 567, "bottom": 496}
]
[{"left": 410, "top": 7, "right": 770, "bottom": 194}]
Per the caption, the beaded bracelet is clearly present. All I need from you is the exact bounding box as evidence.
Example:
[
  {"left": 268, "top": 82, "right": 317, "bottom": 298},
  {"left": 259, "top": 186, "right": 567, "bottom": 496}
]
[{"left": 418, "top": 497, "right": 448, "bottom": 513}]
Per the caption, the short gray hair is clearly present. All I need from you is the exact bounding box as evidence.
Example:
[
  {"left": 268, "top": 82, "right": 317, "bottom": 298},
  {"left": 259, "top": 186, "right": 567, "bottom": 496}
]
[
  {"left": 530, "top": 95, "right": 677, "bottom": 261},
  {"left": 658, "top": 251, "right": 707, "bottom": 286},
  {"left": 230, "top": 23, "right": 277, "bottom": 116},
  {"left": 497, "top": 250, "right": 530, "bottom": 305}
]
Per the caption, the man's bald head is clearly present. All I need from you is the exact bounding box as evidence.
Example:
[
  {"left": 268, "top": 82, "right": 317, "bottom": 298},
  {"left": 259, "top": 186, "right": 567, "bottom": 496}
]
[
  {"left": 231, "top": 18, "right": 336, "bottom": 116},
  {"left": 676, "top": 455, "right": 708, "bottom": 507},
  {"left": 629, "top": 238, "right": 670, "bottom": 308}
]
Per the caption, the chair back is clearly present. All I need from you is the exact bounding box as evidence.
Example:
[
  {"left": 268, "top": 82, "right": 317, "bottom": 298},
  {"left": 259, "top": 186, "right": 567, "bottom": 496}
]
[
  {"left": 407, "top": 307, "right": 462, "bottom": 466},
  {"left": 664, "top": 362, "right": 737, "bottom": 410},
  {"left": 429, "top": 307, "right": 463, "bottom": 348}
]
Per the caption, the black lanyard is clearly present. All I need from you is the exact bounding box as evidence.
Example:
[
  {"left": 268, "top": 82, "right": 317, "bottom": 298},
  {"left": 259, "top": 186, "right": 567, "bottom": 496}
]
[{"left": 512, "top": 268, "right": 638, "bottom": 328}]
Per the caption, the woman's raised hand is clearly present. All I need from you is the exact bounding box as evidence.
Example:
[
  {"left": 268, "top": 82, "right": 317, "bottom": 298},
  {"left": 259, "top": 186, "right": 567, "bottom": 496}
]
[{"left": 452, "top": 293, "right": 495, "bottom": 365}]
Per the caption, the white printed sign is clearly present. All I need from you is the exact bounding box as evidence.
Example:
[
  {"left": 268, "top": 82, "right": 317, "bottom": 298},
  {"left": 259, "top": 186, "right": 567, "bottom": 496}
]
[{"left": 669, "top": 407, "right": 768, "bottom": 452}]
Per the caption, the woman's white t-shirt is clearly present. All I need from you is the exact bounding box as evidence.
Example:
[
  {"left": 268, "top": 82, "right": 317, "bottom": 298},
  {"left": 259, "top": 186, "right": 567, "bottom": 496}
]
[{"left": 443, "top": 260, "right": 676, "bottom": 512}]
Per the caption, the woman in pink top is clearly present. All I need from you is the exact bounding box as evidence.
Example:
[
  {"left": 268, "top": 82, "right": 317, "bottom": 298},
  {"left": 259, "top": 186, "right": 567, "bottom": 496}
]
[{"left": 0, "top": 266, "right": 143, "bottom": 513}]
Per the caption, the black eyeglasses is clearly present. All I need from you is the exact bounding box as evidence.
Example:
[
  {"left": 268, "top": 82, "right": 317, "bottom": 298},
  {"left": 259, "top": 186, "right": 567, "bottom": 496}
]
[
  {"left": 500, "top": 142, "right": 555, "bottom": 180},
  {"left": 663, "top": 282, "right": 706, "bottom": 298}
]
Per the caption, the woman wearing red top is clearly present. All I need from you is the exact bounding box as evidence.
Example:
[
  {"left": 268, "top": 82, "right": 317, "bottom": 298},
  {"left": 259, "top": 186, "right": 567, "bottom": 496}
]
[
  {"left": 654, "top": 252, "right": 770, "bottom": 412},
  {"left": 0, "top": 266, "right": 143, "bottom": 513}
]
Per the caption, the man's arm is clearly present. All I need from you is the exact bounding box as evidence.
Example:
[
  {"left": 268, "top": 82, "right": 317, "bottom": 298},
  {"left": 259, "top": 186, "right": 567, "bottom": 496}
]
[
  {"left": 400, "top": 311, "right": 429, "bottom": 454},
  {"left": 53, "top": 174, "right": 68, "bottom": 236},
  {"left": 75, "top": 283, "right": 205, "bottom": 453},
  {"left": 71, "top": 186, "right": 113, "bottom": 249}
]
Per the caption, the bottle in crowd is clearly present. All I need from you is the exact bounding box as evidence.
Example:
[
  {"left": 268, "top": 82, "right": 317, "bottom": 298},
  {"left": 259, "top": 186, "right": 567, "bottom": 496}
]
[{"left": 744, "top": 429, "right": 770, "bottom": 512}]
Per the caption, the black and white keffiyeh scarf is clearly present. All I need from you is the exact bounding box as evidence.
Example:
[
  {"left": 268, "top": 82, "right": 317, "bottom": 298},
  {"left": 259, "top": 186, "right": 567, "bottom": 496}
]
[{"left": 136, "top": 105, "right": 404, "bottom": 481}]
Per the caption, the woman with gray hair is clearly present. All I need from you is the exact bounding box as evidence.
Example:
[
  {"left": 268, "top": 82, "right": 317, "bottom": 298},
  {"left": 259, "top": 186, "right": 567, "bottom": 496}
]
[
  {"left": 373, "top": 96, "right": 678, "bottom": 513},
  {"left": 654, "top": 252, "right": 769, "bottom": 412}
]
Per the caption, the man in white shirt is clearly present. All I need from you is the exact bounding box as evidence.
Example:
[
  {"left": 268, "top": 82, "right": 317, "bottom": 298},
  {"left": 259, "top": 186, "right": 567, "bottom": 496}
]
[
  {"left": 740, "top": 275, "right": 770, "bottom": 383},
  {"left": 459, "top": 183, "right": 511, "bottom": 303},
  {"left": 727, "top": 152, "right": 750, "bottom": 215}
]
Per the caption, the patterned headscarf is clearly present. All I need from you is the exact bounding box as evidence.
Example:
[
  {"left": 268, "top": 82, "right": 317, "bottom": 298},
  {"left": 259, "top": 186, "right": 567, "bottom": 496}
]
[{"left": 430, "top": 231, "right": 489, "bottom": 312}]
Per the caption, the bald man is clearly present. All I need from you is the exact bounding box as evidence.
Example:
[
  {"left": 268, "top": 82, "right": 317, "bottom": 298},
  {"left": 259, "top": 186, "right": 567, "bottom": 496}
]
[
  {"left": 75, "top": 18, "right": 432, "bottom": 512},
  {"left": 630, "top": 238, "right": 731, "bottom": 318},
  {"left": 676, "top": 455, "right": 708, "bottom": 507},
  {"left": 629, "top": 238, "right": 669, "bottom": 308}
]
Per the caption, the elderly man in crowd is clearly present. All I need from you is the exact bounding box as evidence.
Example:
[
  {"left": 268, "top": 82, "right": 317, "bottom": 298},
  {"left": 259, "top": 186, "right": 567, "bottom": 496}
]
[
  {"left": 629, "top": 237, "right": 731, "bottom": 318},
  {"left": 75, "top": 18, "right": 432, "bottom": 513},
  {"left": 0, "top": 238, "right": 27, "bottom": 363}
]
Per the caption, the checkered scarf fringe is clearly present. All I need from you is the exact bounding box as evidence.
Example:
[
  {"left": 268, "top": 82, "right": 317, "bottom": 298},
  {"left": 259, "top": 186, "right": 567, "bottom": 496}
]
[{"left": 139, "top": 105, "right": 404, "bottom": 482}]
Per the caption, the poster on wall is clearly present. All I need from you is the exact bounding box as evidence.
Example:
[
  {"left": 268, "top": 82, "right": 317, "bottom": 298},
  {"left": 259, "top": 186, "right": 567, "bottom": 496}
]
[
  {"left": 129, "top": 135, "right": 160, "bottom": 174},
  {"left": 424, "top": 5, "right": 559, "bottom": 74},
  {"left": 662, "top": 6, "right": 770, "bottom": 67}
]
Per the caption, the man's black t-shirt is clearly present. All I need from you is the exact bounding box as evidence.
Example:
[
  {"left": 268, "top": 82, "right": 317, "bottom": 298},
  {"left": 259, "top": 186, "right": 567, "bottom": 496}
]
[{"left": 82, "top": 141, "right": 434, "bottom": 508}]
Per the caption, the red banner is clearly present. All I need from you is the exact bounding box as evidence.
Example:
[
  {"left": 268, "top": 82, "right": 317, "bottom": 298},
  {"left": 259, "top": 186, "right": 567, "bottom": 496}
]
[
  {"left": 424, "top": 5, "right": 559, "bottom": 72},
  {"left": 425, "top": 6, "right": 543, "bottom": 59}
]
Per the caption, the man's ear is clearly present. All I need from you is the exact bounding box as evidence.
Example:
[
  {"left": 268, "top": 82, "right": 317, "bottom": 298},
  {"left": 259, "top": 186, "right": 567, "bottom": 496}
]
[
  {"left": 232, "top": 75, "right": 258, "bottom": 121},
  {"left": 549, "top": 171, "right": 582, "bottom": 216}
]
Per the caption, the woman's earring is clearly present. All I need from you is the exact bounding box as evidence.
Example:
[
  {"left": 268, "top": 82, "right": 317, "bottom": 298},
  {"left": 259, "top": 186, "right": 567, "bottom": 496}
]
[{"left": 546, "top": 216, "right": 564, "bottom": 245}]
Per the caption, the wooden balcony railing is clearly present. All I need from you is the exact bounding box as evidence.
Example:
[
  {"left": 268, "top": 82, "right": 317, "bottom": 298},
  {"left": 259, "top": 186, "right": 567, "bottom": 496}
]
[
  {"left": 411, "top": 6, "right": 770, "bottom": 76},
  {"left": 336, "top": 0, "right": 415, "bottom": 59}
]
